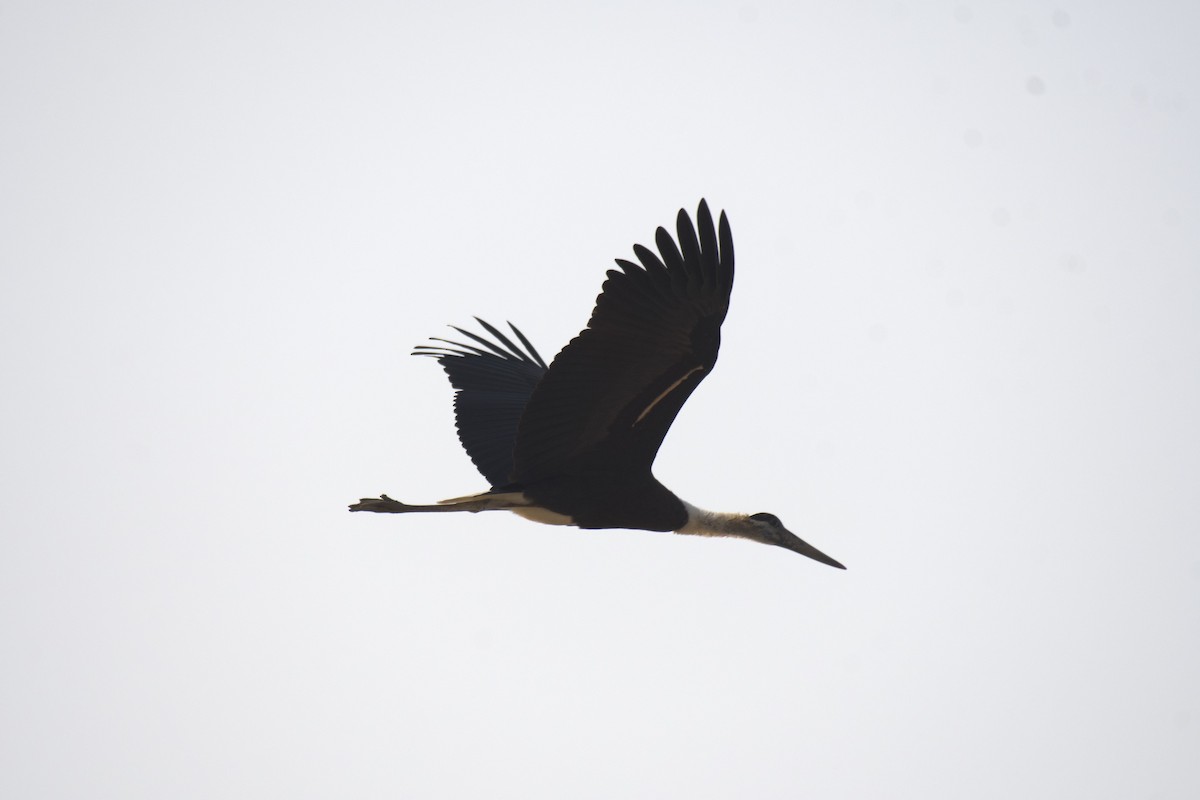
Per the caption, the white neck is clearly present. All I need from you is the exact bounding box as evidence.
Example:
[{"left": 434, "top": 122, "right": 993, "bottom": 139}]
[{"left": 675, "top": 500, "right": 748, "bottom": 537}]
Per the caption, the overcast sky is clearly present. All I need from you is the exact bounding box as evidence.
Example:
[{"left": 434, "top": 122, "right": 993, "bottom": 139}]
[{"left": 3, "top": 1, "right": 1198, "bottom": 797}]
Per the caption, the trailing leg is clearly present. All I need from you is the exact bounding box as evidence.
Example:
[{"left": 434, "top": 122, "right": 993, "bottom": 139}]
[
  {"left": 348, "top": 494, "right": 486, "bottom": 514},
  {"left": 349, "top": 491, "right": 528, "bottom": 515}
]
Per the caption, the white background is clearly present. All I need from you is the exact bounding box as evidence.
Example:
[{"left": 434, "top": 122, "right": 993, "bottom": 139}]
[{"left": 3, "top": 1, "right": 1198, "bottom": 797}]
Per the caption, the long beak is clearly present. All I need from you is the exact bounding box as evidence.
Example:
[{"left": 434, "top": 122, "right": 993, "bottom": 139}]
[{"left": 779, "top": 528, "right": 846, "bottom": 569}]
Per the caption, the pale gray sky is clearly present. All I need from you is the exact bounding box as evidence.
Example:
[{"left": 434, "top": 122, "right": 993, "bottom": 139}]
[{"left": 3, "top": 1, "right": 1198, "bottom": 797}]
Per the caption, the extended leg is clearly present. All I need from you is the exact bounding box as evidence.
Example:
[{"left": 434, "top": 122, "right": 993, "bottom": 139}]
[{"left": 349, "top": 493, "right": 499, "bottom": 514}]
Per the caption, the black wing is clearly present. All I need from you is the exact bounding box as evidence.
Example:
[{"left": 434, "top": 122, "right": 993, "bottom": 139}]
[
  {"left": 413, "top": 318, "right": 547, "bottom": 487},
  {"left": 512, "top": 200, "right": 734, "bottom": 483}
]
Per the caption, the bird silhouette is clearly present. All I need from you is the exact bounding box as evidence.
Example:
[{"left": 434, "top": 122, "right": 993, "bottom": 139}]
[{"left": 351, "top": 200, "right": 845, "bottom": 568}]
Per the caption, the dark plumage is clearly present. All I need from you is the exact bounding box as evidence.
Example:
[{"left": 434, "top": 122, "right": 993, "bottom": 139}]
[
  {"left": 351, "top": 201, "right": 845, "bottom": 568},
  {"left": 412, "top": 318, "right": 547, "bottom": 488}
]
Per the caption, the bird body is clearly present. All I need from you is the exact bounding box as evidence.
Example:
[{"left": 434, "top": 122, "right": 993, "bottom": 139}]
[{"left": 351, "top": 201, "right": 845, "bottom": 568}]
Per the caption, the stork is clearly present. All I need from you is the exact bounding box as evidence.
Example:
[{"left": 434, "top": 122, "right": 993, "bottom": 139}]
[{"left": 350, "top": 201, "right": 845, "bottom": 568}]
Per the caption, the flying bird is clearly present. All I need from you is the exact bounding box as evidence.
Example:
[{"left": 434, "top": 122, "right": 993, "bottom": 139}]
[{"left": 350, "top": 201, "right": 845, "bottom": 568}]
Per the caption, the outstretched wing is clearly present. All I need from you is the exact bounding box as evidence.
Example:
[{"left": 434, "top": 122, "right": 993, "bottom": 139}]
[
  {"left": 414, "top": 319, "right": 547, "bottom": 487},
  {"left": 512, "top": 200, "right": 734, "bottom": 483}
]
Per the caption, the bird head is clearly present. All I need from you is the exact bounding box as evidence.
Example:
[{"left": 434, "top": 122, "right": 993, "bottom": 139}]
[{"left": 746, "top": 512, "right": 846, "bottom": 569}]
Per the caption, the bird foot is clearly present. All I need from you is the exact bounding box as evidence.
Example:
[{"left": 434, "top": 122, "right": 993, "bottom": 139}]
[{"left": 348, "top": 494, "right": 411, "bottom": 513}]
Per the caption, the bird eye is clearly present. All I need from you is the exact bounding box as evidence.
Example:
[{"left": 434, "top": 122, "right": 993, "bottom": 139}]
[{"left": 750, "top": 512, "right": 780, "bottom": 526}]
